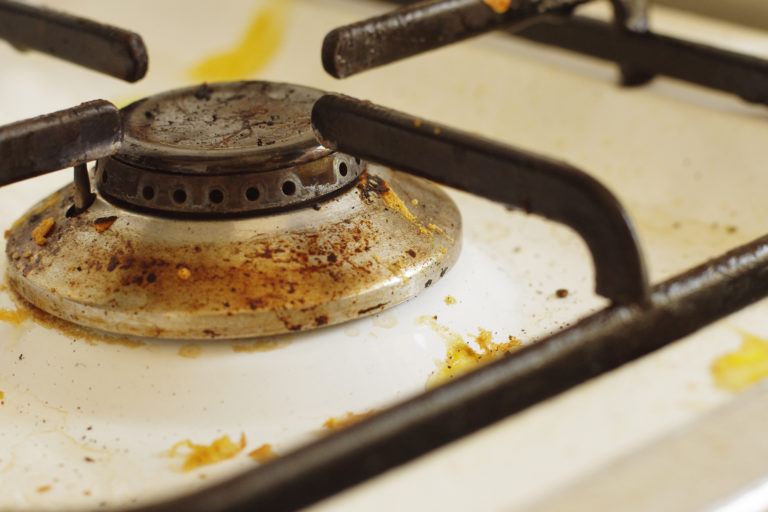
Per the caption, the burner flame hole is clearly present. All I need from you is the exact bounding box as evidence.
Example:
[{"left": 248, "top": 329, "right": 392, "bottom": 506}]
[
  {"left": 209, "top": 189, "right": 224, "bottom": 204},
  {"left": 142, "top": 186, "right": 155, "bottom": 200},
  {"left": 173, "top": 189, "right": 187, "bottom": 204},
  {"left": 338, "top": 162, "right": 348, "bottom": 177},
  {"left": 245, "top": 187, "right": 260, "bottom": 201},
  {"left": 281, "top": 181, "right": 297, "bottom": 196}
]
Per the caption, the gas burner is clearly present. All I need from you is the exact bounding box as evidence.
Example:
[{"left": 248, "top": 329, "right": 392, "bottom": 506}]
[{"left": 4, "top": 81, "right": 461, "bottom": 339}]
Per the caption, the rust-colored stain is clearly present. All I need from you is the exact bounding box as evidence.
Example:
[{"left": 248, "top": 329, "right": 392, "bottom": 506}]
[
  {"left": 168, "top": 433, "right": 246, "bottom": 472},
  {"left": 5, "top": 169, "right": 460, "bottom": 338},
  {"left": 712, "top": 332, "right": 768, "bottom": 392},
  {"left": 190, "top": 0, "right": 291, "bottom": 81},
  {"left": 93, "top": 216, "right": 118, "bottom": 233},
  {"left": 248, "top": 443, "right": 276, "bottom": 463},
  {"left": 483, "top": 0, "right": 512, "bottom": 14},
  {"left": 420, "top": 316, "right": 523, "bottom": 387},
  {"left": 323, "top": 410, "right": 376, "bottom": 431},
  {"left": 178, "top": 344, "right": 202, "bottom": 359},
  {"left": 31, "top": 217, "right": 55, "bottom": 246},
  {"left": 6, "top": 286, "right": 144, "bottom": 348}
]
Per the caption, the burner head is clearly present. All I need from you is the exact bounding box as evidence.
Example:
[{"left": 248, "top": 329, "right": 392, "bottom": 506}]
[
  {"left": 5, "top": 81, "right": 462, "bottom": 339},
  {"left": 96, "top": 82, "right": 363, "bottom": 216}
]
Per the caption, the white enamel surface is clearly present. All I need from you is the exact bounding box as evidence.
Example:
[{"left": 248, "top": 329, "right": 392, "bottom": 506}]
[{"left": 1, "top": 1, "right": 768, "bottom": 510}]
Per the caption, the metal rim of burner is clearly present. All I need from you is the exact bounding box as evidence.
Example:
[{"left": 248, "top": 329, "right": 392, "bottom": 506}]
[{"left": 96, "top": 82, "right": 364, "bottom": 217}]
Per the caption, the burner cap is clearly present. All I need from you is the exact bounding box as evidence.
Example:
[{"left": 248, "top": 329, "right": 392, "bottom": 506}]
[
  {"left": 117, "top": 81, "right": 330, "bottom": 174},
  {"left": 97, "top": 82, "right": 363, "bottom": 216}
]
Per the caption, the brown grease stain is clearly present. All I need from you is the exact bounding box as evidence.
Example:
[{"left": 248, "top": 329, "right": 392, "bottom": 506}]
[{"left": 178, "top": 344, "right": 202, "bottom": 359}]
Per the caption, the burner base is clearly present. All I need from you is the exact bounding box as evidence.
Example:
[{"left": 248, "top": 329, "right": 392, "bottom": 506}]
[{"left": 5, "top": 167, "right": 461, "bottom": 339}]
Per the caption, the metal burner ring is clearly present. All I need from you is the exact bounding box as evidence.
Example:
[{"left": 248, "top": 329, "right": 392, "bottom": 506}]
[{"left": 95, "top": 152, "right": 363, "bottom": 216}]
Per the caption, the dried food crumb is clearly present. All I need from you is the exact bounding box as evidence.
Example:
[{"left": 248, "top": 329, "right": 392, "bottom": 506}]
[
  {"left": 483, "top": 0, "right": 511, "bottom": 13},
  {"left": 248, "top": 444, "right": 276, "bottom": 463},
  {"left": 31, "top": 217, "right": 55, "bottom": 246},
  {"left": 712, "top": 332, "right": 768, "bottom": 392},
  {"left": 411, "top": 198, "right": 419, "bottom": 206},
  {"left": 323, "top": 411, "right": 375, "bottom": 431},
  {"left": 168, "top": 433, "right": 246, "bottom": 471},
  {"left": 444, "top": 295, "right": 457, "bottom": 305},
  {"left": 177, "top": 266, "right": 192, "bottom": 280},
  {"left": 93, "top": 216, "right": 118, "bottom": 233},
  {"left": 555, "top": 289, "right": 569, "bottom": 298}
]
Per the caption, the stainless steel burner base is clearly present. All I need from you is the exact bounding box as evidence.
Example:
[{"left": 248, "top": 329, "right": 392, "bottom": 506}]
[{"left": 5, "top": 166, "right": 461, "bottom": 339}]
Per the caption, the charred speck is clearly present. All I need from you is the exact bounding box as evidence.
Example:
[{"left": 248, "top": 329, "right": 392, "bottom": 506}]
[
  {"left": 312, "top": 203, "right": 321, "bottom": 211},
  {"left": 357, "top": 302, "right": 388, "bottom": 315},
  {"left": 556, "top": 288, "right": 569, "bottom": 298},
  {"left": 327, "top": 253, "right": 338, "bottom": 263},
  {"left": 357, "top": 172, "right": 388, "bottom": 200},
  {"left": 425, "top": 279, "right": 433, "bottom": 288},
  {"left": 406, "top": 249, "right": 416, "bottom": 258},
  {"left": 203, "top": 329, "right": 218, "bottom": 337},
  {"left": 315, "top": 315, "right": 329, "bottom": 326},
  {"left": 146, "top": 273, "right": 157, "bottom": 283},
  {"left": 194, "top": 83, "right": 213, "bottom": 101},
  {"left": 144, "top": 111, "right": 154, "bottom": 120},
  {"left": 107, "top": 256, "right": 119, "bottom": 272},
  {"left": 440, "top": 267, "right": 448, "bottom": 278}
]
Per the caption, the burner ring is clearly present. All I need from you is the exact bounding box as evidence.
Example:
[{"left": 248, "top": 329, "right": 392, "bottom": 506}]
[
  {"left": 98, "top": 81, "right": 360, "bottom": 216},
  {"left": 95, "top": 152, "right": 364, "bottom": 216}
]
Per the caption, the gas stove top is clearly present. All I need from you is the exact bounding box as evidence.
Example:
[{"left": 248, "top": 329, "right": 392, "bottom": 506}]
[{"left": 3, "top": 1, "right": 768, "bottom": 511}]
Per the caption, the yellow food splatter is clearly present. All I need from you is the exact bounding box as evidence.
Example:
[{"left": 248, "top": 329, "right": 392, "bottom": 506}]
[
  {"left": 444, "top": 295, "right": 457, "bottom": 305},
  {"left": 31, "top": 217, "right": 55, "bottom": 246},
  {"left": 178, "top": 344, "right": 202, "bottom": 359},
  {"left": 189, "top": 0, "right": 291, "bottom": 81},
  {"left": 168, "top": 433, "right": 246, "bottom": 471},
  {"left": 0, "top": 307, "right": 30, "bottom": 326},
  {"left": 712, "top": 332, "right": 768, "bottom": 392},
  {"left": 419, "top": 316, "right": 523, "bottom": 387},
  {"left": 177, "top": 267, "right": 192, "bottom": 280},
  {"left": 0, "top": 390, "right": 5, "bottom": 401},
  {"left": 323, "top": 411, "right": 376, "bottom": 431},
  {"left": 483, "top": 0, "right": 512, "bottom": 14},
  {"left": 380, "top": 181, "right": 442, "bottom": 237},
  {"left": 248, "top": 443, "right": 276, "bottom": 463},
  {"left": 36, "top": 485, "right": 52, "bottom": 494}
]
